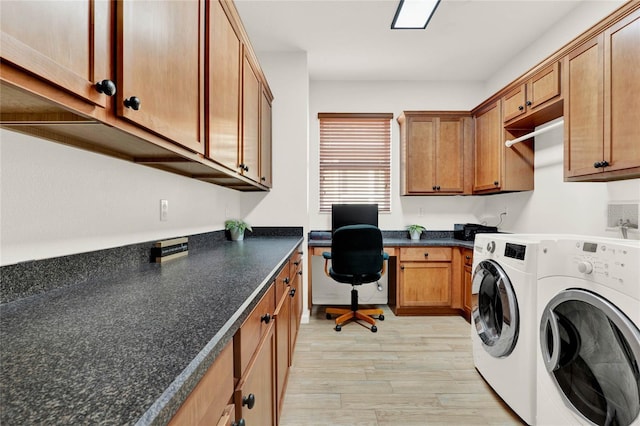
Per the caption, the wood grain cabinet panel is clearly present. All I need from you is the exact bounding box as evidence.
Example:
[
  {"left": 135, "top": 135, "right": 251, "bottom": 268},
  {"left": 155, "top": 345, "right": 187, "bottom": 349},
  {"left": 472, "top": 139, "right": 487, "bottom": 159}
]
[
  {"left": 399, "top": 112, "right": 472, "bottom": 195},
  {"left": 503, "top": 62, "right": 561, "bottom": 124},
  {"left": 0, "top": 0, "right": 111, "bottom": 109},
  {"left": 241, "top": 52, "right": 261, "bottom": 182},
  {"left": 400, "top": 262, "right": 452, "bottom": 307},
  {"left": 473, "top": 101, "right": 503, "bottom": 192},
  {"left": 117, "top": 0, "right": 205, "bottom": 154},
  {"left": 169, "top": 343, "right": 234, "bottom": 426},
  {"left": 208, "top": 0, "right": 242, "bottom": 171},
  {"left": 260, "top": 88, "right": 274, "bottom": 187},
  {"left": 564, "top": 8, "right": 640, "bottom": 181}
]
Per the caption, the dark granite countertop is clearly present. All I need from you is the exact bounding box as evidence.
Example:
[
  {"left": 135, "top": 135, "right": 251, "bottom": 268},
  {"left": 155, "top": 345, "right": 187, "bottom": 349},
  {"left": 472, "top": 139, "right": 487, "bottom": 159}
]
[
  {"left": 307, "top": 230, "right": 475, "bottom": 250},
  {"left": 0, "top": 235, "right": 303, "bottom": 425}
]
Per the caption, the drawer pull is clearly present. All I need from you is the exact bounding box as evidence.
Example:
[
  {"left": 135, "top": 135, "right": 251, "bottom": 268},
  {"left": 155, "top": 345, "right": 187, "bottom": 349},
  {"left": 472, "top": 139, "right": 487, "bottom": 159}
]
[
  {"left": 465, "top": 255, "right": 471, "bottom": 260},
  {"left": 294, "top": 261, "right": 300, "bottom": 266},
  {"left": 260, "top": 313, "right": 271, "bottom": 324},
  {"left": 424, "top": 252, "right": 429, "bottom": 257},
  {"left": 289, "top": 288, "right": 296, "bottom": 297},
  {"left": 242, "top": 393, "right": 256, "bottom": 409},
  {"left": 232, "top": 419, "right": 246, "bottom": 426},
  {"left": 298, "top": 270, "right": 303, "bottom": 276},
  {"left": 284, "top": 277, "right": 290, "bottom": 284}
]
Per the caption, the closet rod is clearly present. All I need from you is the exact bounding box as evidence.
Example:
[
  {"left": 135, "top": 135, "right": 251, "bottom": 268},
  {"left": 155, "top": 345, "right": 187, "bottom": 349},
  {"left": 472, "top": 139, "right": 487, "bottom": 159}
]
[{"left": 505, "top": 119, "right": 564, "bottom": 147}]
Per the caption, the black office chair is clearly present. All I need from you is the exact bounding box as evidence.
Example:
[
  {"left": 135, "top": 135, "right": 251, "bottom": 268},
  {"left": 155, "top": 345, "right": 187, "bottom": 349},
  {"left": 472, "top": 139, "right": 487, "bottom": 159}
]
[{"left": 323, "top": 224, "right": 389, "bottom": 332}]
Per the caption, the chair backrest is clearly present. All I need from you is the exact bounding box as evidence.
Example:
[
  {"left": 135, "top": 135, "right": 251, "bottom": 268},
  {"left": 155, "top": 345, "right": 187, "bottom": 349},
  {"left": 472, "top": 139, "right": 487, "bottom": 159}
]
[{"left": 330, "top": 224, "right": 384, "bottom": 283}]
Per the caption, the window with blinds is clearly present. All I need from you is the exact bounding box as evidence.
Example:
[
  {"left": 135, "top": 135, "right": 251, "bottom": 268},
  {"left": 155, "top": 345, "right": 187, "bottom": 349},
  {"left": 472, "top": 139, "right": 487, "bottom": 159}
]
[{"left": 318, "top": 113, "right": 392, "bottom": 213}]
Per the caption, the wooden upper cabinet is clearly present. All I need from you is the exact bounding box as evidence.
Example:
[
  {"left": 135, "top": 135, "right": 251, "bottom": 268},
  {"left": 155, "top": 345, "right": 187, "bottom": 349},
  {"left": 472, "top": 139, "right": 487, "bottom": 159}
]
[
  {"left": 260, "top": 88, "right": 273, "bottom": 187},
  {"left": 473, "top": 101, "right": 502, "bottom": 192},
  {"left": 0, "top": 0, "right": 111, "bottom": 108},
  {"left": 503, "top": 62, "right": 561, "bottom": 124},
  {"left": 117, "top": 0, "right": 205, "bottom": 154},
  {"left": 564, "top": 7, "right": 640, "bottom": 181},
  {"left": 399, "top": 112, "right": 471, "bottom": 195},
  {"left": 208, "top": 0, "right": 241, "bottom": 171},
  {"left": 241, "top": 52, "right": 261, "bottom": 182}
]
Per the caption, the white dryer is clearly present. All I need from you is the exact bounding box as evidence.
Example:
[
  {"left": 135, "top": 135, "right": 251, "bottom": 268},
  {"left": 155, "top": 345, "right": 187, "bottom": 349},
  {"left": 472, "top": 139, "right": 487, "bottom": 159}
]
[
  {"left": 536, "top": 236, "right": 640, "bottom": 426},
  {"left": 471, "top": 234, "right": 542, "bottom": 425}
]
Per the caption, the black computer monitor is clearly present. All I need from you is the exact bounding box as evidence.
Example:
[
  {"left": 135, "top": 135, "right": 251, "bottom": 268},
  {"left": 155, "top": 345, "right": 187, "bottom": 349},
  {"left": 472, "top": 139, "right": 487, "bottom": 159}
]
[{"left": 331, "top": 204, "right": 378, "bottom": 233}]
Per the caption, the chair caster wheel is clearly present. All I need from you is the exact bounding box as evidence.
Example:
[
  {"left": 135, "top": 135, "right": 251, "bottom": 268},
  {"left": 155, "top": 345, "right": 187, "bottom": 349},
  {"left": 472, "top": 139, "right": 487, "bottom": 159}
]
[
  {"left": 335, "top": 325, "right": 342, "bottom": 332},
  {"left": 326, "top": 313, "right": 332, "bottom": 320},
  {"left": 378, "top": 314, "right": 385, "bottom": 321},
  {"left": 371, "top": 325, "right": 377, "bottom": 333}
]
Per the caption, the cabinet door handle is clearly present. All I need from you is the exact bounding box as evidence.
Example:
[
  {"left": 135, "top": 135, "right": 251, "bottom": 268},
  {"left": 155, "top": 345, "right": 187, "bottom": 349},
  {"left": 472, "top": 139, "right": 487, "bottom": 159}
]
[
  {"left": 123, "top": 96, "right": 141, "bottom": 110},
  {"left": 239, "top": 163, "right": 249, "bottom": 172},
  {"left": 594, "top": 161, "right": 610, "bottom": 168},
  {"left": 518, "top": 105, "right": 524, "bottom": 111},
  {"left": 284, "top": 277, "right": 290, "bottom": 284},
  {"left": 424, "top": 252, "right": 429, "bottom": 257},
  {"left": 232, "top": 419, "right": 246, "bottom": 426},
  {"left": 261, "top": 176, "right": 266, "bottom": 181},
  {"left": 260, "top": 313, "right": 271, "bottom": 324},
  {"left": 242, "top": 393, "right": 256, "bottom": 409},
  {"left": 465, "top": 255, "right": 471, "bottom": 260},
  {"left": 494, "top": 181, "right": 499, "bottom": 186},
  {"left": 526, "top": 100, "right": 532, "bottom": 106},
  {"left": 436, "top": 185, "right": 441, "bottom": 191},
  {"left": 432, "top": 185, "right": 437, "bottom": 190},
  {"left": 289, "top": 288, "right": 296, "bottom": 297},
  {"left": 294, "top": 261, "right": 300, "bottom": 266},
  {"left": 298, "top": 270, "right": 303, "bottom": 276},
  {"left": 400, "top": 265, "right": 405, "bottom": 270},
  {"left": 94, "top": 79, "right": 116, "bottom": 96}
]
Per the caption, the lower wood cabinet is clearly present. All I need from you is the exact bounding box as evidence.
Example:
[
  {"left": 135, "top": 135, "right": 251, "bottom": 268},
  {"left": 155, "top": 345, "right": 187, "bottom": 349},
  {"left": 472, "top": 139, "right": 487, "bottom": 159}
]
[
  {"left": 461, "top": 248, "right": 473, "bottom": 322},
  {"left": 234, "top": 324, "right": 276, "bottom": 426},
  {"left": 395, "top": 247, "right": 458, "bottom": 315},
  {"left": 169, "top": 342, "right": 234, "bottom": 426}
]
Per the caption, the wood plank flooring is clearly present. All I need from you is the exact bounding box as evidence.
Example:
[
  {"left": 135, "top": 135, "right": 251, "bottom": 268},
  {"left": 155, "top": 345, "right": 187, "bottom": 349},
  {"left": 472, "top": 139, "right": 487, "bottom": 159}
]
[{"left": 279, "top": 306, "right": 525, "bottom": 426}]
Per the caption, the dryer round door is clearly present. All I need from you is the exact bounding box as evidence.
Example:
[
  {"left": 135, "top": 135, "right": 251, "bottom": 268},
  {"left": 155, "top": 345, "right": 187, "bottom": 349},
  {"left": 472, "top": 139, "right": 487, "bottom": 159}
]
[
  {"left": 540, "top": 288, "right": 640, "bottom": 426},
  {"left": 471, "top": 259, "right": 519, "bottom": 358}
]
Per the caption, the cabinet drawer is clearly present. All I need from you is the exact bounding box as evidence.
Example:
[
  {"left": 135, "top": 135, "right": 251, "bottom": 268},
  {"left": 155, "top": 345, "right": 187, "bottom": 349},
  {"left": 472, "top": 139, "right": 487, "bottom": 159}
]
[
  {"left": 234, "top": 284, "right": 275, "bottom": 378},
  {"left": 169, "top": 342, "right": 234, "bottom": 426},
  {"left": 274, "top": 263, "right": 290, "bottom": 305},
  {"left": 400, "top": 247, "right": 452, "bottom": 262}
]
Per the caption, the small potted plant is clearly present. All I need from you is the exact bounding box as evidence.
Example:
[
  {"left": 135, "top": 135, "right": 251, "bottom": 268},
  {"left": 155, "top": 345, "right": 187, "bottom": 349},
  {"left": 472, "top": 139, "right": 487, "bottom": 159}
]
[
  {"left": 406, "top": 224, "right": 426, "bottom": 240},
  {"left": 225, "top": 219, "right": 252, "bottom": 241}
]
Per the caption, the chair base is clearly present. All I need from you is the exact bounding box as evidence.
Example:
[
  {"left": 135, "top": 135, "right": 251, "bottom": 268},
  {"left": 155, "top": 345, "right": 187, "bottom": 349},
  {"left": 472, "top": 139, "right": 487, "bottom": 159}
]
[
  {"left": 325, "top": 288, "right": 384, "bottom": 332},
  {"left": 326, "top": 307, "right": 384, "bottom": 328}
]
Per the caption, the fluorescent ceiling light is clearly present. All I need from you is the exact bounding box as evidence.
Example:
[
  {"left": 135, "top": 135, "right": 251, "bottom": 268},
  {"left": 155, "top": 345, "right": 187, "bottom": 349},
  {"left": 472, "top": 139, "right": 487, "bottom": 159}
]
[{"left": 391, "top": 0, "right": 441, "bottom": 29}]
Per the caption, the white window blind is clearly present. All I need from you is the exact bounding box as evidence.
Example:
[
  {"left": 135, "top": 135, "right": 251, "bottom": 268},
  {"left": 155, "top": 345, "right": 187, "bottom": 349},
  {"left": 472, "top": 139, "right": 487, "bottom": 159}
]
[{"left": 318, "top": 113, "right": 392, "bottom": 213}]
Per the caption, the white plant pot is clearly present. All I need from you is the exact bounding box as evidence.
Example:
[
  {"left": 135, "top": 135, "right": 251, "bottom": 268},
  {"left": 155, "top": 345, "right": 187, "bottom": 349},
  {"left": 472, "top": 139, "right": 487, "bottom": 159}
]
[
  {"left": 410, "top": 231, "right": 421, "bottom": 240},
  {"left": 230, "top": 229, "right": 244, "bottom": 241}
]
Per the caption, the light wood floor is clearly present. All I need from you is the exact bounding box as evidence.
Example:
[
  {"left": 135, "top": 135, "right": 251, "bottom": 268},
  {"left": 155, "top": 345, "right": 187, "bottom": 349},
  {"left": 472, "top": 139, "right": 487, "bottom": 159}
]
[{"left": 279, "top": 306, "right": 525, "bottom": 426}]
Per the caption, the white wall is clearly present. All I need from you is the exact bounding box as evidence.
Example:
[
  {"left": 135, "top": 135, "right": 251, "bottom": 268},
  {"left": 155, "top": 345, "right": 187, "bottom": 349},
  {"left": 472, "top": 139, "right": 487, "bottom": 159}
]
[
  {"left": 240, "top": 52, "right": 310, "bottom": 230},
  {"left": 483, "top": 119, "right": 640, "bottom": 239},
  {"left": 309, "top": 80, "right": 487, "bottom": 231},
  {"left": 0, "top": 129, "right": 242, "bottom": 266}
]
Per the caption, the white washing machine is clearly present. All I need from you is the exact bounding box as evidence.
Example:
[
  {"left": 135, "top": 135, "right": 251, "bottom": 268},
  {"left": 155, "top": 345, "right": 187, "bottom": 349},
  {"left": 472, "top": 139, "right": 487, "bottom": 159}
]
[
  {"left": 471, "top": 233, "right": 542, "bottom": 425},
  {"left": 536, "top": 236, "right": 640, "bottom": 426}
]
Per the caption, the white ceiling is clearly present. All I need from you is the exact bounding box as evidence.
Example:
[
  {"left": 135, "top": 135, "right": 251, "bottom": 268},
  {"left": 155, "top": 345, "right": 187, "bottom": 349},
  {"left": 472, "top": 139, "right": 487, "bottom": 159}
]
[{"left": 234, "top": 0, "right": 585, "bottom": 81}]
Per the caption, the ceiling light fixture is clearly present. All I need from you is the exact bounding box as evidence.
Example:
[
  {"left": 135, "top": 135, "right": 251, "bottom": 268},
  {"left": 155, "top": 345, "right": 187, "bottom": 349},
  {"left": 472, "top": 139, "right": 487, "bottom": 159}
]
[{"left": 391, "top": 0, "right": 441, "bottom": 30}]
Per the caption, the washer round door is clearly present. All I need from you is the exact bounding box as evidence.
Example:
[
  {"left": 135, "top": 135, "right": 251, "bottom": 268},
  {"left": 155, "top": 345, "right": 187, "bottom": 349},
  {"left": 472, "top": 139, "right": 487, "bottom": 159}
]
[
  {"left": 471, "top": 259, "right": 519, "bottom": 358},
  {"left": 540, "top": 288, "right": 640, "bottom": 426}
]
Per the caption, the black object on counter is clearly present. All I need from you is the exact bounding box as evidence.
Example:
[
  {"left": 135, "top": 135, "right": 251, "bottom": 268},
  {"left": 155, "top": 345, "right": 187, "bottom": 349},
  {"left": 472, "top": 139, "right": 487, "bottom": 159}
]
[{"left": 453, "top": 223, "right": 498, "bottom": 241}]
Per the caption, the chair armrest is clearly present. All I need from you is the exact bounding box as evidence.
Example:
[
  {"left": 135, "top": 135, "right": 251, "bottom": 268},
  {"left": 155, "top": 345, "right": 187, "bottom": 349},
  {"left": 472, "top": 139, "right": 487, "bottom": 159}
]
[
  {"left": 322, "top": 252, "right": 332, "bottom": 277},
  {"left": 383, "top": 253, "right": 389, "bottom": 260},
  {"left": 322, "top": 252, "right": 332, "bottom": 259}
]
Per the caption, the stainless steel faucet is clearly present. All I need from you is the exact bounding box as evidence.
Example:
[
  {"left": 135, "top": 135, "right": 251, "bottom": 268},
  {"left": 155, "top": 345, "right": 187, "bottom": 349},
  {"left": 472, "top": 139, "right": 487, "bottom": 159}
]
[{"left": 619, "top": 219, "right": 638, "bottom": 239}]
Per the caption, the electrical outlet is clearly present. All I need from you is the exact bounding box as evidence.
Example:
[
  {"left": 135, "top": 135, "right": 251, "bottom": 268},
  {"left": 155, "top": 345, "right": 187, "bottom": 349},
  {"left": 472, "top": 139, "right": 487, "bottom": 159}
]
[{"left": 160, "top": 199, "right": 168, "bottom": 221}]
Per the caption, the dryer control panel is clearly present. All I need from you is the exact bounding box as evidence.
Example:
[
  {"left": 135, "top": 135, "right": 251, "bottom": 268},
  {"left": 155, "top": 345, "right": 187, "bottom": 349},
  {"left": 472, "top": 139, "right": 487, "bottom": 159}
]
[{"left": 539, "top": 238, "right": 640, "bottom": 301}]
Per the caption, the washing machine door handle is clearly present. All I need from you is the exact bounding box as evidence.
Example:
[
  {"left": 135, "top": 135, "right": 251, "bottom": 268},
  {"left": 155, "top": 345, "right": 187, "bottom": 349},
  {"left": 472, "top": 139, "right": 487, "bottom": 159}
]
[{"left": 541, "top": 309, "right": 562, "bottom": 373}]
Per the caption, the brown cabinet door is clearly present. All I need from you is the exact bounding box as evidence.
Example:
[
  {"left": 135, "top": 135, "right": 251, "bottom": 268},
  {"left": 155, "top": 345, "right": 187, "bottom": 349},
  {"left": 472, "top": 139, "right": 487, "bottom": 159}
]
[
  {"left": 604, "top": 12, "right": 640, "bottom": 174},
  {"left": 260, "top": 89, "right": 273, "bottom": 187},
  {"left": 564, "top": 36, "right": 604, "bottom": 178},
  {"left": 527, "top": 62, "right": 561, "bottom": 111},
  {"left": 274, "top": 291, "right": 290, "bottom": 424},
  {"left": 235, "top": 326, "right": 276, "bottom": 426},
  {"left": 209, "top": 0, "right": 241, "bottom": 170},
  {"left": 117, "top": 0, "right": 205, "bottom": 154},
  {"left": 405, "top": 116, "right": 436, "bottom": 193},
  {"left": 463, "top": 264, "right": 473, "bottom": 316},
  {"left": 435, "top": 117, "right": 465, "bottom": 193},
  {"left": 400, "top": 262, "right": 452, "bottom": 307},
  {"left": 1, "top": 0, "right": 111, "bottom": 108},
  {"left": 289, "top": 267, "right": 303, "bottom": 356},
  {"left": 473, "top": 101, "right": 502, "bottom": 192},
  {"left": 242, "top": 52, "right": 260, "bottom": 182},
  {"left": 502, "top": 84, "right": 527, "bottom": 123}
]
